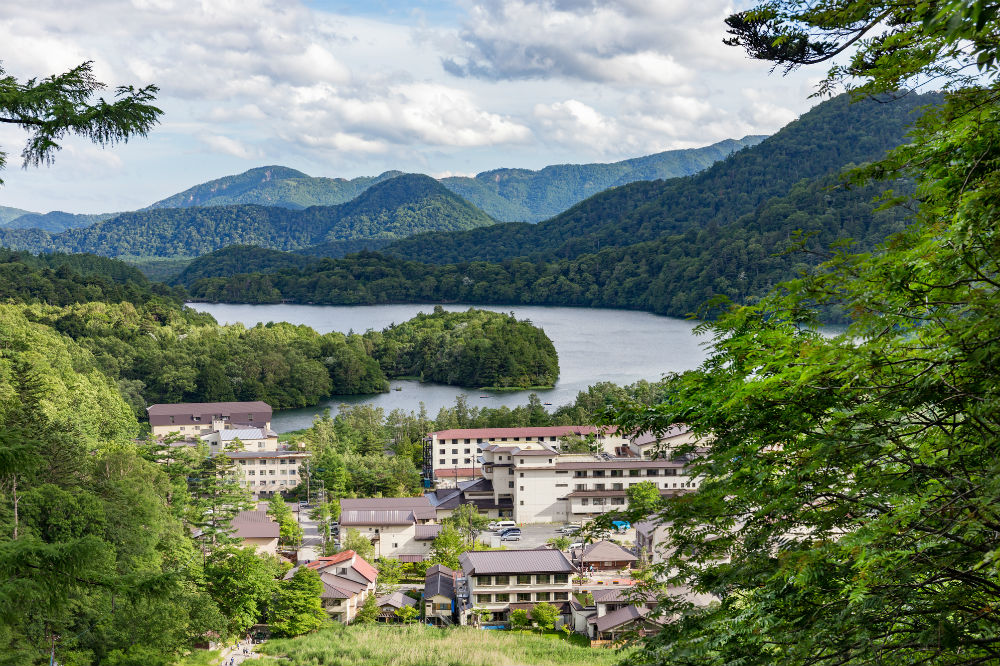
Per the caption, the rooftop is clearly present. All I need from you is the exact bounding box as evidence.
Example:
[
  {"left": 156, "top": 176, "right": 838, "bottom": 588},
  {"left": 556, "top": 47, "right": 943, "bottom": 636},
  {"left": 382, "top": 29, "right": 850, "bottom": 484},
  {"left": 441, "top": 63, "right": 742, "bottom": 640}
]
[
  {"left": 148, "top": 401, "right": 272, "bottom": 417},
  {"left": 594, "top": 604, "right": 662, "bottom": 633},
  {"left": 460, "top": 549, "right": 576, "bottom": 576},
  {"left": 424, "top": 564, "right": 456, "bottom": 599},
  {"left": 581, "top": 541, "right": 639, "bottom": 563},
  {"left": 231, "top": 510, "right": 279, "bottom": 539}
]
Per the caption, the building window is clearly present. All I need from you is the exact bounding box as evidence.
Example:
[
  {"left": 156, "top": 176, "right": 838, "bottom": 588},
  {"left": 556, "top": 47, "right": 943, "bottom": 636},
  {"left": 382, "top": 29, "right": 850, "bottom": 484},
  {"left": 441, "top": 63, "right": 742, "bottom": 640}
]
[
  {"left": 593, "top": 498, "right": 605, "bottom": 505},
  {"left": 555, "top": 483, "right": 567, "bottom": 488},
  {"left": 478, "top": 576, "right": 492, "bottom": 586},
  {"left": 612, "top": 483, "right": 623, "bottom": 491},
  {"left": 647, "top": 469, "right": 660, "bottom": 476},
  {"left": 519, "top": 472, "right": 524, "bottom": 478},
  {"left": 574, "top": 471, "right": 586, "bottom": 477},
  {"left": 465, "top": 439, "right": 471, "bottom": 444},
  {"left": 439, "top": 459, "right": 446, "bottom": 465},
  {"left": 592, "top": 470, "right": 605, "bottom": 477},
  {"left": 494, "top": 575, "right": 509, "bottom": 585},
  {"left": 519, "top": 500, "right": 524, "bottom": 505},
  {"left": 494, "top": 593, "right": 509, "bottom": 602},
  {"left": 610, "top": 469, "right": 623, "bottom": 477},
  {"left": 509, "top": 482, "right": 514, "bottom": 488},
  {"left": 594, "top": 484, "right": 605, "bottom": 491},
  {"left": 452, "top": 459, "right": 458, "bottom": 465},
  {"left": 611, "top": 498, "right": 625, "bottom": 505},
  {"left": 517, "top": 593, "right": 531, "bottom": 602},
  {"left": 665, "top": 468, "right": 677, "bottom": 476},
  {"left": 553, "top": 592, "right": 569, "bottom": 601},
  {"left": 464, "top": 448, "right": 471, "bottom": 454},
  {"left": 452, "top": 449, "right": 458, "bottom": 454},
  {"left": 581, "top": 498, "right": 589, "bottom": 506},
  {"left": 536, "top": 574, "right": 550, "bottom": 584},
  {"left": 439, "top": 449, "right": 446, "bottom": 455},
  {"left": 554, "top": 574, "right": 568, "bottom": 584},
  {"left": 629, "top": 469, "right": 640, "bottom": 477},
  {"left": 536, "top": 592, "right": 550, "bottom": 601},
  {"left": 477, "top": 594, "right": 492, "bottom": 604}
]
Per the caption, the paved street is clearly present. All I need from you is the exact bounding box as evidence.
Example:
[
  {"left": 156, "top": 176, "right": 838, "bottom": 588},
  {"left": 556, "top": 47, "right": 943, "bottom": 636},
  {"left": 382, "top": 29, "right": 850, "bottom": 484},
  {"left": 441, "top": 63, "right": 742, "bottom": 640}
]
[{"left": 295, "top": 503, "right": 324, "bottom": 561}]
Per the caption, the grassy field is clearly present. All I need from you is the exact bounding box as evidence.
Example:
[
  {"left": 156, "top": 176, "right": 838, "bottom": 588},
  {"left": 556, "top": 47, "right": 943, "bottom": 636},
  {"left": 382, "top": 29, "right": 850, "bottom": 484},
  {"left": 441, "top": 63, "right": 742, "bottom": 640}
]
[
  {"left": 172, "top": 648, "right": 220, "bottom": 666},
  {"left": 257, "top": 624, "right": 623, "bottom": 666}
]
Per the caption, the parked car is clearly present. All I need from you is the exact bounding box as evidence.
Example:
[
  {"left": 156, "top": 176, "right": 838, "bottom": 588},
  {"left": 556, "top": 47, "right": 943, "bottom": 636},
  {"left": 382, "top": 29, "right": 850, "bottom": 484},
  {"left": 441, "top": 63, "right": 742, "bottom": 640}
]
[
  {"left": 492, "top": 520, "right": 517, "bottom": 532},
  {"left": 558, "top": 525, "right": 581, "bottom": 534},
  {"left": 500, "top": 532, "right": 522, "bottom": 541},
  {"left": 569, "top": 542, "right": 583, "bottom": 550},
  {"left": 499, "top": 527, "right": 521, "bottom": 538}
]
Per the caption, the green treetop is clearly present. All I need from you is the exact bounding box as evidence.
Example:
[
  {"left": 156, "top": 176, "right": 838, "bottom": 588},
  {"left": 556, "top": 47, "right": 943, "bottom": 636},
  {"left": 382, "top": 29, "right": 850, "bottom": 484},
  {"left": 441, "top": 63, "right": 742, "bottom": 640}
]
[{"left": 0, "top": 61, "right": 161, "bottom": 183}]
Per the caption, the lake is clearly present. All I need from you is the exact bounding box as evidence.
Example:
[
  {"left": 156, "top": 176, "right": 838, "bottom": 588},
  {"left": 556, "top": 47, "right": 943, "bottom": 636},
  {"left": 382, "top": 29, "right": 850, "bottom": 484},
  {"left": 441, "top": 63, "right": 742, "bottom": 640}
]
[{"left": 189, "top": 303, "right": 712, "bottom": 432}]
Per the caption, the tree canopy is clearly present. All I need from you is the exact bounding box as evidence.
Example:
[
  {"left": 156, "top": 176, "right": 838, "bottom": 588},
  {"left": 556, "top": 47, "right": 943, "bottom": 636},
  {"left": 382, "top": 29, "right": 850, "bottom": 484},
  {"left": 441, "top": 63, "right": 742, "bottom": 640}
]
[{"left": 608, "top": 2, "right": 1000, "bottom": 665}]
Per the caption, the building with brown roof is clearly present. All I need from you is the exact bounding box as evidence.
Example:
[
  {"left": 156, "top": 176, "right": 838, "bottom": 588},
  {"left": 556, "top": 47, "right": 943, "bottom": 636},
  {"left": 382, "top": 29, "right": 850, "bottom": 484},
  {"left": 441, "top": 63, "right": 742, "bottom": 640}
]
[
  {"left": 231, "top": 510, "right": 280, "bottom": 555},
  {"left": 376, "top": 591, "right": 417, "bottom": 622},
  {"left": 578, "top": 541, "right": 639, "bottom": 572},
  {"left": 458, "top": 549, "right": 576, "bottom": 625},
  {"left": 339, "top": 497, "right": 439, "bottom": 561},
  {"left": 297, "top": 550, "right": 378, "bottom": 623},
  {"left": 147, "top": 401, "right": 272, "bottom": 438}
]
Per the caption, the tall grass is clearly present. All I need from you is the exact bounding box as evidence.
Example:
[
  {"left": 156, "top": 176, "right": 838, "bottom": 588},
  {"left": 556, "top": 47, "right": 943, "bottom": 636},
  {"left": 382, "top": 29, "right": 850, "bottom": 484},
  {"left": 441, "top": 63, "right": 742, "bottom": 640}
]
[{"left": 258, "top": 624, "right": 622, "bottom": 666}]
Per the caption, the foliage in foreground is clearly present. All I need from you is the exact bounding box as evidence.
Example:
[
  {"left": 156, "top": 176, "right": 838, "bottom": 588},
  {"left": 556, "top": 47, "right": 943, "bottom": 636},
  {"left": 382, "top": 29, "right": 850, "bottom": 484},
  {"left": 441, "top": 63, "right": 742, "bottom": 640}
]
[
  {"left": 605, "top": 2, "right": 1000, "bottom": 665},
  {"left": 257, "top": 624, "right": 620, "bottom": 666}
]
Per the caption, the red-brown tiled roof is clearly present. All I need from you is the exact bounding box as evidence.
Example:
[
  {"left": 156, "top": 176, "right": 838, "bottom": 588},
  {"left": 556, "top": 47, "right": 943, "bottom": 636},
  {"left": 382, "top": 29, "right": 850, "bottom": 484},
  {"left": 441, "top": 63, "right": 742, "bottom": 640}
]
[
  {"left": 434, "top": 468, "right": 479, "bottom": 478},
  {"left": 354, "top": 555, "right": 378, "bottom": 583},
  {"left": 305, "top": 550, "right": 356, "bottom": 570}
]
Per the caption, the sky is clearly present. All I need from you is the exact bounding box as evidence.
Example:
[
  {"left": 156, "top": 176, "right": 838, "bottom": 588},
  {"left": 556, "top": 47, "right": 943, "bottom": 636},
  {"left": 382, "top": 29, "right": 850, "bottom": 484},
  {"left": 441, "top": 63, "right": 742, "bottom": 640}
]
[{"left": 0, "top": 0, "right": 823, "bottom": 214}]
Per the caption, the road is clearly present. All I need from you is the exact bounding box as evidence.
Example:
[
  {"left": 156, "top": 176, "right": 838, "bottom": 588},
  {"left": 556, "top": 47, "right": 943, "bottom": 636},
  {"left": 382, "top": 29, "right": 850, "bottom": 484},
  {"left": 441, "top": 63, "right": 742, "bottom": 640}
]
[{"left": 295, "top": 503, "right": 323, "bottom": 562}]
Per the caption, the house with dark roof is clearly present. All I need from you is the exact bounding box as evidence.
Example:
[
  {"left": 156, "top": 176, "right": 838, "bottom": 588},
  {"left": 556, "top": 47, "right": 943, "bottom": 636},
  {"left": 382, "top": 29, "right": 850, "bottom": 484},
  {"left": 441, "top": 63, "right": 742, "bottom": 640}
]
[
  {"left": 297, "top": 550, "right": 378, "bottom": 623},
  {"left": 231, "top": 510, "right": 280, "bottom": 555},
  {"left": 458, "top": 549, "right": 577, "bottom": 626},
  {"left": 147, "top": 401, "right": 272, "bottom": 438},
  {"left": 577, "top": 584, "right": 715, "bottom": 643},
  {"left": 376, "top": 591, "right": 418, "bottom": 622},
  {"left": 423, "top": 564, "right": 457, "bottom": 626},
  {"left": 339, "top": 497, "right": 439, "bottom": 561},
  {"left": 577, "top": 541, "right": 639, "bottom": 572},
  {"left": 424, "top": 477, "right": 513, "bottom": 520}
]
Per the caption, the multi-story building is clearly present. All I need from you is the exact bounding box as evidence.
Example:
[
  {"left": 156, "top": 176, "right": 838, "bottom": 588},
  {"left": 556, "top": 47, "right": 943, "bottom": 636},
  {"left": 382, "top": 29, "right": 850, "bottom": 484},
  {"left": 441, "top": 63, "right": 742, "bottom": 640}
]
[
  {"left": 424, "top": 477, "right": 513, "bottom": 520},
  {"left": 478, "top": 440, "right": 701, "bottom": 523},
  {"left": 458, "top": 550, "right": 577, "bottom": 625},
  {"left": 151, "top": 401, "right": 307, "bottom": 498},
  {"left": 339, "top": 497, "right": 440, "bottom": 561},
  {"left": 423, "top": 426, "right": 629, "bottom": 488},
  {"left": 147, "top": 401, "right": 272, "bottom": 438}
]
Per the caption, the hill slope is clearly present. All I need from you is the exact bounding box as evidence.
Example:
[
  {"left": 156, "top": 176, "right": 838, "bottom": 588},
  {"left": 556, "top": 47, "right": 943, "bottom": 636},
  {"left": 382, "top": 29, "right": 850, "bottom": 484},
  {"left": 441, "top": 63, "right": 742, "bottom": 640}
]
[
  {"left": 144, "top": 139, "right": 763, "bottom": 222},
  {"left": 0, "top": 205, "right": 32, "bottom": 225},
  {"left": 4, "top": 210, "right": 116, "bottom": 232},
  {"left": 148, "top": 165, "right": 404, "bottom": 209},
  {"left": 441, "top": 136, "right": 765, "bottom": 221},
  {"left": 0, "top": 173, "right": 496, "bottom": 258},
  {"left": 385, "top": 92, "right": 938, "bottom": 264}
]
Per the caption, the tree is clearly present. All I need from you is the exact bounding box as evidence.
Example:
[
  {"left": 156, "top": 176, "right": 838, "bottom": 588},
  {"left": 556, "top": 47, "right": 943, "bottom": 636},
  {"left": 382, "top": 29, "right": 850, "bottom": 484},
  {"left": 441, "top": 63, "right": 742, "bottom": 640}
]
[
  {"left": 606, "top": 3, "right": 1000, "bottom": 665},
  {"left": 0, "top": 61, "right": 161, "bottom": 183},
  {"left": 269, "top": 567, "right": 326, "bottom": 638},
  {"left": 394, "top": 604, "right": 418, "bottom": 624},
  {"left": 340, "top": 528, "right": 375, "bottom": 563},
  {"left": 445, "top": 503, "right": 490, "bottom": 547},
  {"left": 204, "top": 546, "right": 280, "bottom": 637},
  {"left": 189, "top": 442, "right": 254, "bottom": 551},
  {"left": 429, "top": 524, "right": 464, "bottom": 570},
  {"left": 624, "top": 480, "right": 662, "bottom": 516},
  {"left": 510, "top": 608, "right": 530, "bottom": 631},
  {"left": 355, "top": 591, "right": 380, "bottom": 624},
  {"left": 376, "top": 557, "right": 403, "bottom": 593},
  {"left": 529, "top": 602, "right": 558, "bottom": 633},
  {"left": 547, "top": 536, "right": 571, "bottom": 551}
]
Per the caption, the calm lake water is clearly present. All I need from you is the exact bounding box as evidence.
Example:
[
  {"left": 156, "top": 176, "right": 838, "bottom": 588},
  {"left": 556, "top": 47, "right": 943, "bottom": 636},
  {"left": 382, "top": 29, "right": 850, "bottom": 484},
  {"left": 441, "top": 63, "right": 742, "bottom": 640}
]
[{"left": 189, "top": 303, "right": 712, "bottom": 432}]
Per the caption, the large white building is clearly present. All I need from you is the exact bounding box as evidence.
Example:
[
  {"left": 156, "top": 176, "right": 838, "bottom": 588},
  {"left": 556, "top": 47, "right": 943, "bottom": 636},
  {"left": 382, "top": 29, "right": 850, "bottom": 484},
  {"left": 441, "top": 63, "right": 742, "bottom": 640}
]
[
  {"left": 339, "top": 497, "right": 441, "bottom": 561},
  {"left": 423, "top": 426, "right": 631, "bottom": 487},
  {"left": 147, "top": 401, "right": 272, "bottom": 438}
]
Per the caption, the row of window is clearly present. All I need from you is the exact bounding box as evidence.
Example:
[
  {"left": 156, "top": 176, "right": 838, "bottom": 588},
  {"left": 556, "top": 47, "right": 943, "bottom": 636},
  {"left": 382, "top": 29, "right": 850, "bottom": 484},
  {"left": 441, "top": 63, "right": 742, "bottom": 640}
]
[
  {"left": 475, "top": 574, "right": 569, "bottom": 586},
  {"left": 573, "top": 468, "right": 681, "bottom": 477},
  {"left": 238, "top": 458, "right": 298, "bottom": 465},
  {"left": 439, "top": 436, "right": 561, "bottom": 445},
  {"left": 245, "top": 469, "right": 296, "bottom": 475},
  {"left": 439, "top": 458, "right": 474, "bottom": 465},
  {"left": 439, "top": 448, "right": 474, "bottom": 455},
  {"left": 476, "top": 591, "right": 570, "bottom": 604}
]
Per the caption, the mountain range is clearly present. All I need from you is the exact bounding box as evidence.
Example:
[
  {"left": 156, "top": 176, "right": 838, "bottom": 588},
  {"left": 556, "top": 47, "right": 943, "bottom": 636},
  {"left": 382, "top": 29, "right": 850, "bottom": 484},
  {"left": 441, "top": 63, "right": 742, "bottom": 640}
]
[{"left": 181, "top": 92, "right": 938, "bottom": 322}]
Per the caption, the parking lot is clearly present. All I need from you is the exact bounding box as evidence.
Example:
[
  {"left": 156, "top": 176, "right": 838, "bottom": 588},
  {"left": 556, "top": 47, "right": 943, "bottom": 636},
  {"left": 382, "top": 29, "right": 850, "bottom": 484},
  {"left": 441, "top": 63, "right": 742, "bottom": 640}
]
[{"left": 479, "top": 523, "right": 638, "bottom": 550}]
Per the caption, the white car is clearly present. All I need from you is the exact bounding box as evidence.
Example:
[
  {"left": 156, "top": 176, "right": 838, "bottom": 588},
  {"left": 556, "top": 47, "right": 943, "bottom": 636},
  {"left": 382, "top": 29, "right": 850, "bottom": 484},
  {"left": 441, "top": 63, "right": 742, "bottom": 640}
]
[
  {"left": 558, "top": 525, "right": 581, "bottom": 534},
  {"left": 569, "top": 542, "right": 583, "bottom": 550}
]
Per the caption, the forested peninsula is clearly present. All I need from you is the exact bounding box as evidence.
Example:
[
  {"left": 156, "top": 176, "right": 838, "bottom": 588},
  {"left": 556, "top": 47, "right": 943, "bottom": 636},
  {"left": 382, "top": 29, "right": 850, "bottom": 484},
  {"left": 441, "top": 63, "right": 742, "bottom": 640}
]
[{"left": 0, "top": 250, "right": 559, "bottom": 414}]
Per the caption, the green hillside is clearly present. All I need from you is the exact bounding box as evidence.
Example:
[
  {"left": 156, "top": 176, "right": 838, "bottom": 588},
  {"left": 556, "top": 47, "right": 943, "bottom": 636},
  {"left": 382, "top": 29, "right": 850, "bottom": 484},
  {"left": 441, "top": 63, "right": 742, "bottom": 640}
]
[
  {"left": 441, "top": 136, "right": 765, "bottom": 221},
  {"left": 385, "top": 92, "right": 938, "bottom": 264},
  {"left": 188, "top": 94, "right": 932, "bottom": 322},
  {"left": 148, "top": 166, "right": 404, "bottom": 209},
  {"left": 0, "top": 205, "right": 32, "bottom": 225},
  {"left": 173, "top": 244, "right": 319, "bottom": 286},
  {"left": 3, "top": 210, "right": 116, "bottom": 232},
  {"left": 0, "top": 173, "right": 496, "bottom": 258}
]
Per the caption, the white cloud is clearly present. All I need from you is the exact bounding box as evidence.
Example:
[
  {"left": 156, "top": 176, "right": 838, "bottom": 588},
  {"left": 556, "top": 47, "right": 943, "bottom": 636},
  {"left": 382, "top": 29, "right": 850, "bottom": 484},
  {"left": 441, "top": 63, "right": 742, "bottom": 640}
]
[{"left": 200, "top": 135, "right": 264, "bottom": 160}]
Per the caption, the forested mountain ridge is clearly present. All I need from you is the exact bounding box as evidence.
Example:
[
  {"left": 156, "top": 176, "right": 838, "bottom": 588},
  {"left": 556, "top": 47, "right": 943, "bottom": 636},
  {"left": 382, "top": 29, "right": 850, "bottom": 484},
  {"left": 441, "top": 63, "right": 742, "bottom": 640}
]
[
  {"left": 148, "top": 165, "right": 405, "bottom": 209},
  {"left": 0, "top": 205, "right": 32, "bottom": 224},
  {"left": 141, "top": 138, "right": 762, "bottom": 222},
  {"left": 439, "top": 136, "right": 765, "bottom": 221},
  {"left": 1, "top": 210, "right": 116, "bottom": 232},
  {"left": 188, "top": 172, "right": 912, "bottom": 321},
  {"left": 384, "top": 92, "right": 939, "bottom": 264},
  {"left": 0, "top": 173, "right": 496, "bottom": 258}
]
